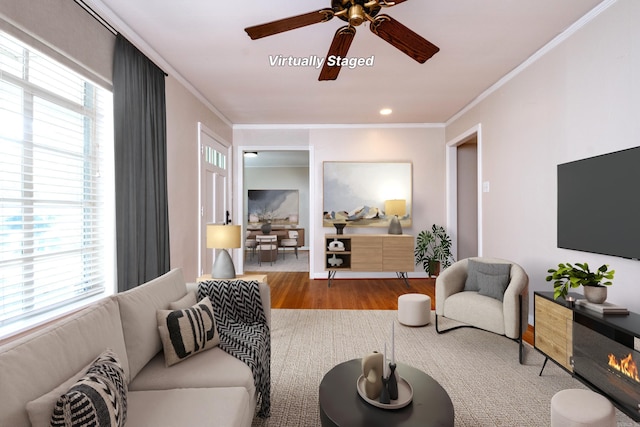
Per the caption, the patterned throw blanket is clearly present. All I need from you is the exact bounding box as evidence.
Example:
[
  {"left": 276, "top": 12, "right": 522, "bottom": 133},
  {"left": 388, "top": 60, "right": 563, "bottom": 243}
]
[{"left": 197, "top": 280, "right": 271, "bottom": 418}]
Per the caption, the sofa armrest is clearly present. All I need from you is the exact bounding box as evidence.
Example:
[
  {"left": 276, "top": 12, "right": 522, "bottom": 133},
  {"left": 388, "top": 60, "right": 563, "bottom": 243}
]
[{"left": 435, "top": 259, "right": 469, "bottom": 315}]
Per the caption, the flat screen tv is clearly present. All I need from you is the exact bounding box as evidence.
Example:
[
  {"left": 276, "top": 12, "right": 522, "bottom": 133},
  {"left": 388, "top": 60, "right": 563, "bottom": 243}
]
[{"left": 557, "top": 146, "right": 640, "bottom": 261}]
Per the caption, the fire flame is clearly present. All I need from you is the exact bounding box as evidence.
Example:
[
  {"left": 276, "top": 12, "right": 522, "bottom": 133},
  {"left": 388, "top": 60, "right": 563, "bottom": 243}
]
[{"left": 608, "top": 353, "right": 640, "bottom": 382}]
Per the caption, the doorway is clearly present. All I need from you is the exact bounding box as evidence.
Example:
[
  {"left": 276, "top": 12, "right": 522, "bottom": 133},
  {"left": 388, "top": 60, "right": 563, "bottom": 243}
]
[
  {"left": 446, "top": 125, "right": 482, "bottom": 260},
  {"left": 236, "top": 147, "right": 313, "bottom": 275}
]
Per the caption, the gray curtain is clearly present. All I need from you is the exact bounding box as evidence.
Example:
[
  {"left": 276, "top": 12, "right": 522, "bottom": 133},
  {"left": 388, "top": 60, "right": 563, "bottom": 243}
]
[{"left": 113, "top": 34, "right": 170, "bottom": 292}]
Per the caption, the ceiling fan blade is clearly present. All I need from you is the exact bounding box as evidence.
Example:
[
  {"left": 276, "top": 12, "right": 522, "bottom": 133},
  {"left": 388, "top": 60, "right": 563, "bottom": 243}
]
[
  {"left": 245, "top": 9, "right": 334, "bottom": 40},
  {"left": 370, "top": 14, "right": 439, "bottom": 63},
  {"left": 318, "top": 26, "right": 356, "bottom": 81}
]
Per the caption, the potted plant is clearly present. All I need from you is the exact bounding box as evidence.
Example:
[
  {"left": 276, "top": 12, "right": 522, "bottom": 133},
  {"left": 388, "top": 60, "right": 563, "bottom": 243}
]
[
  {"left": 545, "top": 262, "right": 615, "bottom": 303},
  {"left": 414, "top": 224, "right": 454, "bottom": 277}
]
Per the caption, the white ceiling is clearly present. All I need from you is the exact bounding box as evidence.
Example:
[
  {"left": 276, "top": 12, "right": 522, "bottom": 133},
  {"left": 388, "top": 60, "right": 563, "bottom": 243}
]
[{"left": 89, "top": 0, "right": 605, "bottom": 125}]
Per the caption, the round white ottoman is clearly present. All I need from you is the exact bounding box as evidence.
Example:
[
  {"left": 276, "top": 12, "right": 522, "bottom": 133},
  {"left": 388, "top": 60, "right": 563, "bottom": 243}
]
[
  {"left": 550, "top": 389, "right": 615, "bottom": 427},
  {"left": 398, "top": 294, "right": 431, "bottom": 326}
]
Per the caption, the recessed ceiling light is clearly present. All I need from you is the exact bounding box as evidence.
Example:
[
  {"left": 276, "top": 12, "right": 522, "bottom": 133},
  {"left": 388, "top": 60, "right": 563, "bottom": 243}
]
[
  {"left": 379, "top": 108, "right": 392, "bottom": 116},
  {"left": 244, "top": 151, "right": 258, "bottom": 157}
]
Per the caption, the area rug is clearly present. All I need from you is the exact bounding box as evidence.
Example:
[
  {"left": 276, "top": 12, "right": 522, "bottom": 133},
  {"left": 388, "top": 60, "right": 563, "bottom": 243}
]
[{"left": 252, "top": 309, "right": 639, "bottom": 427}]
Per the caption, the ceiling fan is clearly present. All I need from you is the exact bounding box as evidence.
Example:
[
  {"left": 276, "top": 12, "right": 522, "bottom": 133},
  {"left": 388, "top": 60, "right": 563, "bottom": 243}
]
[{"left": 244, "top": 0, "right": 439, "bottom": 81}]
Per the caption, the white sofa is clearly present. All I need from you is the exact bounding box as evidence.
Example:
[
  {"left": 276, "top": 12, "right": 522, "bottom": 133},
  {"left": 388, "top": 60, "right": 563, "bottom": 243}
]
[{"left": 0, "top": 268, "right": 270, "bottom": 427}]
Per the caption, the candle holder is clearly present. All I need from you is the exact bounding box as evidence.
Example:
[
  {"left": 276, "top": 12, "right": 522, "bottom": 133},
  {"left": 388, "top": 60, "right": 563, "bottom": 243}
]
[
  {"left": 387, "top": 363, "right": 398, "bottom": 400},
  {"left": 379, "top": 376, "right": 390, "bottom": 404}
]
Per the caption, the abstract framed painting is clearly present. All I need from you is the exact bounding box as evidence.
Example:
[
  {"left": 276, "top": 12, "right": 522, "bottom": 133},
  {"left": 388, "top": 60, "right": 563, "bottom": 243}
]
[
  {"left": 248, "top": 189, "right": 299, "bottom": 224},
  {"left": 322, "top": 162, "right": 412, "bottom": 228}
]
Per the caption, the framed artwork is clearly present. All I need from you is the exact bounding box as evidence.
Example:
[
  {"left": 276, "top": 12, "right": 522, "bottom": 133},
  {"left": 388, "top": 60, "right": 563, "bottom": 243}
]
[
  {"left": 248, "top": 189, "right": 299, "bottom": 224},
  {"left": 323, "top": 162, "right": 412, "bottom": 228}
]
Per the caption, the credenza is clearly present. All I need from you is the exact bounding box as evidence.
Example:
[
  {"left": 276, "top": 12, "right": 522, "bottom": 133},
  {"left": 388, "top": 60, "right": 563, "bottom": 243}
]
[{"left": 324, "top": 234, "right": 414, "bottom": 287}]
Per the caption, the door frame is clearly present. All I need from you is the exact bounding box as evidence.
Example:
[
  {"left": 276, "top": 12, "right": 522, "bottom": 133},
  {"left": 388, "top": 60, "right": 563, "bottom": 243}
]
[
  {"left": 446, "top": 123, "right": 483, "bottom": 260},
  {"left": 234, "top": 145, "right": 314, "bottom": 277}
]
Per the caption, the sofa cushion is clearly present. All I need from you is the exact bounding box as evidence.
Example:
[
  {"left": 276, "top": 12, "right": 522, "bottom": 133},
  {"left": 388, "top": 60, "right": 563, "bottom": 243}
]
[
  {"left": 116, "top": 268, "right": 187, "bottom": 379},
  {"left": 157, "top": 296, "right": 220, "bottom": 366},
  {"left": 127, "top": 388, "right": 252, "bottom": 427},
  {"left": 477, "top": 270, "right": 510, "bottom": 301},
  {"left": 50, "top": 349, "right": 127, "bottom": 427},
  {"left": 26, "top": 363, "right": 91, "bottom": 427},
  {"left": 0, "top": 297, "right": 128, "bottom": 427},
  {"left": 128, "top": 347, "right": 256, "bottom": 400},
  {"left": 464, "top": 259, "right": 511, "bottom": 291}
]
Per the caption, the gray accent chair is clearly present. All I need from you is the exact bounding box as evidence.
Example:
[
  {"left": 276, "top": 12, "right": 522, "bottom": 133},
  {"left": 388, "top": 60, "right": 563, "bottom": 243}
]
[{"left": 435, "top": 257, "right": 529, "bottom": 363}]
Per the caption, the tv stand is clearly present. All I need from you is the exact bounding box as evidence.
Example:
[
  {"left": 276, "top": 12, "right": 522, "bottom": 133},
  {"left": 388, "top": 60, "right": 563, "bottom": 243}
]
[{"left": 534, "top": 291, "right": 640, "bottom": 421}]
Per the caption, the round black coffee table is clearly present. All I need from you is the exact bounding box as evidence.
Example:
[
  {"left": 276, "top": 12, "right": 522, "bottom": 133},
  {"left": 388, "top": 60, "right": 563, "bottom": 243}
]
[{"left": 319, "top": 359, "right": 454, "bottom": 427}]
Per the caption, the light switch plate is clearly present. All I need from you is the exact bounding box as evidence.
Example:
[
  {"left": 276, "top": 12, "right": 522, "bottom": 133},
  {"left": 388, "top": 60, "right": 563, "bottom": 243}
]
[{"left": 482, "top": 181, "right": 490, "bottom": 193}]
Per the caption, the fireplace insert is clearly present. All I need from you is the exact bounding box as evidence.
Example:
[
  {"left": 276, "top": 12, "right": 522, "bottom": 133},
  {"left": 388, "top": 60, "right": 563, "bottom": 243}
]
[{"left": 573, "top": 313, "right": 640, "bottom": 421}]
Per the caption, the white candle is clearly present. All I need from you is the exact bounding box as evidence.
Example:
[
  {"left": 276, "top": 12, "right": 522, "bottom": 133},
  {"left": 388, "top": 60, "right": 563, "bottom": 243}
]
[
  {"left": 384, "top": 342, "right": 388, "bottom": 378},
  {"left": 391, "top": 321, "right": 395, "bottom": 365}
]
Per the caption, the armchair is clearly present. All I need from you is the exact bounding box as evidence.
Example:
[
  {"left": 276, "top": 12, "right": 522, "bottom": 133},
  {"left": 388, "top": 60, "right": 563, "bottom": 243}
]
[{"left": 435, "top": 257, "right": 529, "bottom": 363}]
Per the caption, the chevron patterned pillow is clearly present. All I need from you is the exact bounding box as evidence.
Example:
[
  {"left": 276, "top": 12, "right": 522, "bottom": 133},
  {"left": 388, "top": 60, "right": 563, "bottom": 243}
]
[
  {"left": 50, "top": 349, "right": 127, "bottom": 427},
  {"left": 157, "top": 295, "right": 220, "bottom": 366}
]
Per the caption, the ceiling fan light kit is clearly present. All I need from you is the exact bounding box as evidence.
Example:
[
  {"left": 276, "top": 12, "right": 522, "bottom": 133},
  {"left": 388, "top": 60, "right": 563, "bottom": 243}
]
[{"left": 244, "top": 0, "right": 439, "bottom": 81}]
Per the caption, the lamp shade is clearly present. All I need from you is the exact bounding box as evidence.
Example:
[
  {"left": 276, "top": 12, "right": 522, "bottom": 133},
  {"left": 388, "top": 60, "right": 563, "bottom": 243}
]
[
  {"left": 206, "top": 224, "right": 241, "bottom": 249},
  {"left": 385, "top": 199, "right": 406, "bottom": 217}
]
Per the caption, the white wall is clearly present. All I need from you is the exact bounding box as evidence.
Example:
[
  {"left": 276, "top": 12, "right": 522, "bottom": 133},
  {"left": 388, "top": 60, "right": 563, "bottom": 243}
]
[
  {"left": 446, "top": 0, "right": 640, "bottom": 315},
  {"left": 165, "top": 76, "right": 233, "bottom": 282}
]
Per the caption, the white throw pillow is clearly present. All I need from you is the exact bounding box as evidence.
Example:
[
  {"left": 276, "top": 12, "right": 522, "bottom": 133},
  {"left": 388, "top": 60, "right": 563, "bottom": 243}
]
[{"left": 157, "top": 296, "right": 220, "bottom": 366}]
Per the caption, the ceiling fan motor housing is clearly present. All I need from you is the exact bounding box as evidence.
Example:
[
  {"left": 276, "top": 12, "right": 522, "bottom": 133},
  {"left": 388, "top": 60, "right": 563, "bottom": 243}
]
[
  {"left": 333, "top": 0, "right": 382, "bottom": 26},
  {"left": 349, "top": 4, "right": 365, "bottom": 26}
]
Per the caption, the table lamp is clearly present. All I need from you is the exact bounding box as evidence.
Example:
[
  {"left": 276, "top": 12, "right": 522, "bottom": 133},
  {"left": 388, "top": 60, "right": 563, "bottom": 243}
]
[
  {"left": 385, "top": 199, "right": 406, "bottom": 235},
  {"left": 206, "top": 224, "right": 242, "bottom": 279}
]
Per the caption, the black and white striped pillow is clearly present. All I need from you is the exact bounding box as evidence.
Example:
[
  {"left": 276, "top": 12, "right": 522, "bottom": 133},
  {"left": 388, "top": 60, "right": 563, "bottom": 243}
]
[
  {"left": 157, "top": 296, "right": 220, "bottom": 366},
  {"left": 50, "top": 349, "right": 127, "bottom": 427}
]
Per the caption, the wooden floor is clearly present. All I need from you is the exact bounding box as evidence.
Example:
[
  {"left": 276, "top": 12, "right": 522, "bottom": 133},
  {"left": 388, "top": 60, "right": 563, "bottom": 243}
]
[{"left": 249, "top": 271, "right": 534, "bottom": 345}]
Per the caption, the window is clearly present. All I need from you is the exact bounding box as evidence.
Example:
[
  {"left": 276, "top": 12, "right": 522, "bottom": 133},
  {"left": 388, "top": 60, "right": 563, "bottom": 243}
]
[{"left": 0, "top": 31, "right": 114, "bottom": 335}]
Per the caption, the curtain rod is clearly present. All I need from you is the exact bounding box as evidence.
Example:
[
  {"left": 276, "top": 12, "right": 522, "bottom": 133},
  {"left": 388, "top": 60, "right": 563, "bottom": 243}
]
[
  {"left": 73, "top": 0, "right": 169, "bottom": 76},
  {"left": 74, "top": 0, "right": 118, "bottom": 36}
]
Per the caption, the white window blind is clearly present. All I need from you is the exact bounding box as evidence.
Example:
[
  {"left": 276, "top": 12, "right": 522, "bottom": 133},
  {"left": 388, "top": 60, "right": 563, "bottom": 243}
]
[{"left": 0, "top": 31, "right": 114, "bottom": 330}]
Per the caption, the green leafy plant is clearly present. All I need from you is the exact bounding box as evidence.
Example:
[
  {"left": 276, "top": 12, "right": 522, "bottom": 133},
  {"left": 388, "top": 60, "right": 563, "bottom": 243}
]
[
  {"left": 545, "top": 262, "right": 615, "bottom": 300},
  {"left": 414, "top": 224, "right": 454, "bottom": 277}
]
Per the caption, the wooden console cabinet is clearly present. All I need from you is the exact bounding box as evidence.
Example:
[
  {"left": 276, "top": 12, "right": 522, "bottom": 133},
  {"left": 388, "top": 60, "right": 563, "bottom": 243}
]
[
  {"left": 534, "top": 292, "right": 574, "bottom": 372},
  {"left": 324, "top": 234, "right": 414, "bottom": 287}
]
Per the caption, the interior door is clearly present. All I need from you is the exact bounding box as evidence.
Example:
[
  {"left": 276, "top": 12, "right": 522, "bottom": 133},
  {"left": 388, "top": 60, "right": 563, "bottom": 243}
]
[
  {"left": 456, "top": 138, "right": 478, "bottom": 259},
  {"left": 198, "top": 124, "right": 231, "bottom": 276}
]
